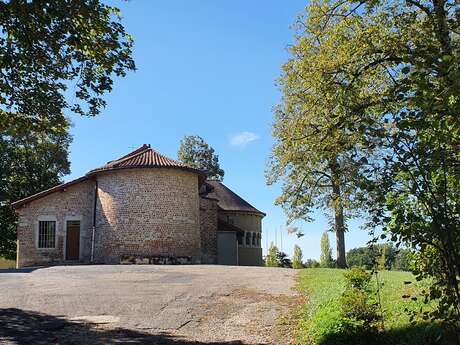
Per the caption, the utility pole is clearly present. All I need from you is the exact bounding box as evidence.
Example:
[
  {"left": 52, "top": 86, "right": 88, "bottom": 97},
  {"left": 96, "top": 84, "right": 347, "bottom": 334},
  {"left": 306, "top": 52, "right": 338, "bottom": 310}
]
[
  {"left": 275, "top": 227, "right": 278, "bottom": 247},
  {"left": 280, "top": 225, "right": 283, "bottom": 252},
  {"left": 266, "top": 231, "right": 269, "bottom": 254}
]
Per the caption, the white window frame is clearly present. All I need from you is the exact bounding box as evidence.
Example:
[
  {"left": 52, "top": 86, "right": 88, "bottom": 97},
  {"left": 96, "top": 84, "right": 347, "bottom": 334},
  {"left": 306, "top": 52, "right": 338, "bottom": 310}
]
[{"left": 36, "top": 216, "right": 58, "bottom": 250}]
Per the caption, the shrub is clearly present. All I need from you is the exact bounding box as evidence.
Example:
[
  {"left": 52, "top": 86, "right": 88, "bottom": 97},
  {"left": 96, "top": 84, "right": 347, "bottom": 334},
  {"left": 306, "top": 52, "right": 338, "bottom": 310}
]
[
  {"left": 276, "top": 251, "right": 292, "bottom": 268},
  {"left": 343, "top": 267, "right": 371, "bottom": 290},
  {"left": 340, "top": 289, "right": 380, "bottom": 327}
]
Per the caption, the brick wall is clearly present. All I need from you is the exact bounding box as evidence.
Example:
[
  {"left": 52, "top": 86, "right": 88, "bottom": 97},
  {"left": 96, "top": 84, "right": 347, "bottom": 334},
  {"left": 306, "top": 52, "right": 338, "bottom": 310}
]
[
  {"left": 15, "top": 180, "right": 95, "bottom": 267},
  {"left": 199, "top": 197, "right": 218, "bottom": 263},
  {"left": 94, "top": 168, "right": 202, "bottom": 263}
]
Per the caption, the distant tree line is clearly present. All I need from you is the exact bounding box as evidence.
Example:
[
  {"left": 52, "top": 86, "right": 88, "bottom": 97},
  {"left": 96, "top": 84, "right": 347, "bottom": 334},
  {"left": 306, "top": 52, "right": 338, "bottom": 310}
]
[
  {"left": 347, "top": 245, "right": 411, "bottom": 271},
  {"left": 267, "top": 230, "right": 411, "bottom": 271}
]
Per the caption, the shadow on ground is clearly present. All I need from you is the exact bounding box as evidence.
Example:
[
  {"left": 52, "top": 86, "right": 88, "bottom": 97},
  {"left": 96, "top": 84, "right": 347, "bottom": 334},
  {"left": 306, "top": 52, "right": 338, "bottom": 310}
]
[
  {"left": 0, "top": 268, "right": 41, "bottom": 274},
  {"left": 317, "top": 323, "right": 460, "bottom": 345},
  {"left": 0, "top": 308, "right": 261, "bottom": 345}
]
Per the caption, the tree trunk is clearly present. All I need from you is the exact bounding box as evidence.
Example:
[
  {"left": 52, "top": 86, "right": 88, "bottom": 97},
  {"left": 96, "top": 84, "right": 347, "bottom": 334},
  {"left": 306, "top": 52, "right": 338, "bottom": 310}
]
[
  {"left": 330, "top": 158, "right": 347, "bottom": 268},
  {"left": 334, "top": 203, "right": 347, "bottom": 268}
]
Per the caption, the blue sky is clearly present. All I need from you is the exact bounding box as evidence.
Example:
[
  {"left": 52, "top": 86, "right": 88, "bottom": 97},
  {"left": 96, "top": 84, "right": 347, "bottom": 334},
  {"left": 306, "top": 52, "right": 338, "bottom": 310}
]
[{"left": 65, "top": 0, "right": 370, "bottom": 259}]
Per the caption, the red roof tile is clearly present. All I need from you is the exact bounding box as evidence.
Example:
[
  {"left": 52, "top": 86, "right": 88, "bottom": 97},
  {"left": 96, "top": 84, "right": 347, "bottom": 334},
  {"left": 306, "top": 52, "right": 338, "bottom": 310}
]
[
  {"left": 88, "top": 144, "right": 204, "bottom": 175},
  {"left": 12, "top": 145, "right": 205, "bottom": 208}
]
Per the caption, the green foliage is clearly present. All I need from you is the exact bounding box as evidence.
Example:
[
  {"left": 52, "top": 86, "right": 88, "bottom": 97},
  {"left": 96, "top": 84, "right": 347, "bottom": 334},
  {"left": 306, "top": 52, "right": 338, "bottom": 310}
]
[
  {"left": 320, "top": 232, "right": 334, "bottom": 268},
  {"left": 343, "top": 268, "right": 371, "bottom": 291},
  {"left": 340, "top": 288, "right": 379, "bottom": 328},
  {"left": 0, "top": 0, "right": 135, "bottom": 127},
  {"left": 177, "top": 135, "right": 224, "bottom": 181},
  {"left": 341, "top": 268, "right": 380, "bottom": 330},
  {"left": 347, "top": 245, "right": 407, "bottom": 271},
  {"left": 276, "top": 251, "right": 292, "bottom": 268},
  {"left": 392, "top": 249, "right": 412, "bottom": 272},
  {"left": 0, "top": 116, "right": 71, "bottom": 259},
  {"left": 281, "top": 0, "right": 460, "bottom": 323},
  {"left": 304, "top": 259, "right": 321, "bottom": 268},
  {"left": 0, "top": 0, "right": 134, "bottom": 259},
  {"left": 292, "top": 244, "right": 303, "bottom": 269},
  {"left": 296, "top": 269, "right": 458, "bottom": 345},
  {"left": 265, "top": 243, "right": 279, "bottom": 267},
  {"left": 346, "top": 247, "right": 376, "bottom": 270},
  {"left": 306, "top": 298, "right": 363, "bottom": 345},
  {"left": 0, "top": 257, "right": 15, "bottom": 269}
]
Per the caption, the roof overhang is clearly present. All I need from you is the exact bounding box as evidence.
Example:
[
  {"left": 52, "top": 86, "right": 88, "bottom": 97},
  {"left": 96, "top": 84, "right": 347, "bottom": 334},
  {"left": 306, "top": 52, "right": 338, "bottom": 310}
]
[{"left": 11, "top": 176, "right": 90, "bottom": 209}]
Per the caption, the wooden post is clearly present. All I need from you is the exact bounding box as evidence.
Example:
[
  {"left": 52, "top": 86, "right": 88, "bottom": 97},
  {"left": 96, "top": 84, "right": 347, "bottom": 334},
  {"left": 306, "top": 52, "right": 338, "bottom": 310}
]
[{"left": 16, "top": 239, "right": 19, "bottom": 269}]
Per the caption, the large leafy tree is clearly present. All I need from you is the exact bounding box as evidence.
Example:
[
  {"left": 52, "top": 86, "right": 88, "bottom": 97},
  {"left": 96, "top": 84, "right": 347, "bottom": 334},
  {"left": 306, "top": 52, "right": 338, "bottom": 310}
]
[
  {"left": 0, "top": 115, "right": 71, "bottom": 259},
  {"left": 278, "top": 0, "right": 460, "bottom": 323},
  {"left": 0, "top": 1, "right": 135, "bottom": 259},
  {"left": 267, "top": 0, "right": 388, "bottom": 267},
  {"left": 0, "top": 0, "right": 135, "bottom": 130},
  {"left": 178, "top": 135, "right": 224, "bottom": 181}
]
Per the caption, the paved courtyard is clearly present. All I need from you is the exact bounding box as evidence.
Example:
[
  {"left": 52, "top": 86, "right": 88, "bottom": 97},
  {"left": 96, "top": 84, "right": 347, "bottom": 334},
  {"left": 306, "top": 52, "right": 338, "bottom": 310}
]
[{"left": 0, "top": 265, "right": 298, "bottom": 344}]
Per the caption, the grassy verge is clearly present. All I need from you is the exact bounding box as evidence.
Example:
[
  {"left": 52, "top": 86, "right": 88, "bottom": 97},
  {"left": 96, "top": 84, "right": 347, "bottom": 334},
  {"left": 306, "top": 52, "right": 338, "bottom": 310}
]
[
  {"left": 0, "top": 257, "right": 16, "bottom": 269},
  {"left": 295, "top": 268, "right": 458, "bottom": 345}
]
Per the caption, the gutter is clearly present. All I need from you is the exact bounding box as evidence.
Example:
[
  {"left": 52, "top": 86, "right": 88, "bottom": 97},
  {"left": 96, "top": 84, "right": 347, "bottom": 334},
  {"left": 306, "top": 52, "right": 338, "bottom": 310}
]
[{"left": 90, "top": 178, "right": 98, "bottom": 263}]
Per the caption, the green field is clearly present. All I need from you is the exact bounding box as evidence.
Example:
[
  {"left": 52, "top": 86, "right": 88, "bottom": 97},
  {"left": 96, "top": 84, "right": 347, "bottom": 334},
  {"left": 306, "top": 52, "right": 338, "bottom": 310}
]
[
  {"left": 0, "top": 257, "right": 16, "bottom": 269},
  {"left": 295, "top": 268, "right": 458, "bottom": 345}
]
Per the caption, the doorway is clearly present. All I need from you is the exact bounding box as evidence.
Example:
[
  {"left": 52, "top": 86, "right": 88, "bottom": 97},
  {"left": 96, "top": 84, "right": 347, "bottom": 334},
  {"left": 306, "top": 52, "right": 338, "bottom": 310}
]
[{"left": 66, "top": 220, "right": 80, "bottom": 260}]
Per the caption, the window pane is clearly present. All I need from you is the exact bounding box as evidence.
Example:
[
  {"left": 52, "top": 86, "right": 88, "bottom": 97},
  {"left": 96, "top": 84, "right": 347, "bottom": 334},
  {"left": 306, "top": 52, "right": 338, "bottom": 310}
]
[{"left": 38, "top": 221, "right": 56, "bottom": 248}]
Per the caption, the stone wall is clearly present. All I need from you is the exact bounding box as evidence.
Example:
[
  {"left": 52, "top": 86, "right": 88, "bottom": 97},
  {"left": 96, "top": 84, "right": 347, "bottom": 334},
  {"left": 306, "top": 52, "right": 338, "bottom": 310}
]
[
  {"left": 15, "top": 180, "right": 95, "bottom": 267},
  {"left": 94, "top": 168, "right": 201, "bottom": 263},
  {"left": 199, "top": 197, "right": 218, "bottom": 263}
]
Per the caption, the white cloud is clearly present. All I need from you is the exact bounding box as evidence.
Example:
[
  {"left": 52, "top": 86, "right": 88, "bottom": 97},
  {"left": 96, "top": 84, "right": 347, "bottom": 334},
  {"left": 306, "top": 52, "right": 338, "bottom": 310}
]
[{"left": 230, "top": 131, "right": 260, "bottom": 148}]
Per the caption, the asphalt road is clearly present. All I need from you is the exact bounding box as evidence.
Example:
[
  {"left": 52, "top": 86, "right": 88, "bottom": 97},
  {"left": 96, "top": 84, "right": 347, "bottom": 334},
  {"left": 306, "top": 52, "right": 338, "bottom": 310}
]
[{"left": 0, "top": 265, "right": 297, "bottom": 345}]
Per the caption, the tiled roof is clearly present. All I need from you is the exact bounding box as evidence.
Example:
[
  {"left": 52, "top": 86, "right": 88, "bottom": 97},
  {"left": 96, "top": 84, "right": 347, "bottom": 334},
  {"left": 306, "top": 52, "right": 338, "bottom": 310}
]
[
  {"left": 11, "top": 176, "right": 89, "bottom": 208},
  {"left": 88, "top": 144, "right": 203, "bottom": 175},
  {"left": 13, "top": 145, "right": 204, "bottom": 208},
  {"left": 203, "top": 180, "right": 265, "bottom": 217}
]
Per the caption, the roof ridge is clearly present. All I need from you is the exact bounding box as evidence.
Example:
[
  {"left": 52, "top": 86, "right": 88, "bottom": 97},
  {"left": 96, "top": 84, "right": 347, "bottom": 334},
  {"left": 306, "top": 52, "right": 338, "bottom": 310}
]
[
  {"left": 106, "top": 145, "right": 151, "bottom": 168},
  {"left": 150, "top": 148, "right": 184, "bottom": 166},
  {"left": 106, "top": 144, "right": 150, "bottom": 165}
]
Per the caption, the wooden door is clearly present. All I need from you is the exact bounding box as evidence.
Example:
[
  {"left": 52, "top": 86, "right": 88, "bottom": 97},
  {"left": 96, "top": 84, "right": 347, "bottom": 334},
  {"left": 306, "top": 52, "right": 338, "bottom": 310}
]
[{"left": 66, "top": 221, "right": 80, "bottom": 260}]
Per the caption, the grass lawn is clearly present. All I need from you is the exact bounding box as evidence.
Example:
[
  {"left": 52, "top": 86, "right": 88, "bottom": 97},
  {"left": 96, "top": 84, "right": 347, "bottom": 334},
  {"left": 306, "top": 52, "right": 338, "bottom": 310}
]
[
  {"left": 0, "top": 257, "right": 16, "bottom": 269},
  {"left": 295, "top": 268, "right": 458, "bottom": 345}
]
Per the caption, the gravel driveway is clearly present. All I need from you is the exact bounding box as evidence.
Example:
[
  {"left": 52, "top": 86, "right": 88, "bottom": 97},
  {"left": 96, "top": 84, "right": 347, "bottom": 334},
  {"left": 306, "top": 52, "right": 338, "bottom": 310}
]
[{"left": 0, "top": 265, "right": 298, "bottom": 344}]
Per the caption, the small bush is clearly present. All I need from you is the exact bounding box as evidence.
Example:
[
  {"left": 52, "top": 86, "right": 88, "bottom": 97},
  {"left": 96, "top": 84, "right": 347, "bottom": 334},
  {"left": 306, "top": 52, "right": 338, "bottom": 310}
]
[
  {"left": 340, "top": 288, "right": 380, "bottom": 327},
  {"left": 343, "top": 267, "right": 371, "bottom": 290}
]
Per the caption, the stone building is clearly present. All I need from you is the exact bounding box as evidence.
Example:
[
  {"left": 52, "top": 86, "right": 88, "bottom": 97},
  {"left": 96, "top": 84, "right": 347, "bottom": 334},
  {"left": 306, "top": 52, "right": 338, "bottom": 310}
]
[{"left": 12, "top": 145, "right": 265, "bottom": 268}]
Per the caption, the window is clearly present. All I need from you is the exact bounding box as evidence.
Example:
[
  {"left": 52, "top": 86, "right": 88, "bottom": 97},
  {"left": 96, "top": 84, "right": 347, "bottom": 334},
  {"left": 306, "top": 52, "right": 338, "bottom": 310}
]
[
  {"left": 245, "top": 232, "right": 251, "bottom": 246},
  {"left": 252, "top": 233, "right": 256, "bottom": 246},
  {"left": 237, "top": 233, "right": 243, "bottom": 245},
  {"left": 38, "top": 221, "right": 56, "bottom": 249},
  {"left": 257, "top": 233, "right": 261, "bottom": 247}
]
